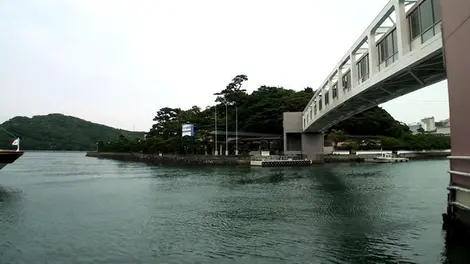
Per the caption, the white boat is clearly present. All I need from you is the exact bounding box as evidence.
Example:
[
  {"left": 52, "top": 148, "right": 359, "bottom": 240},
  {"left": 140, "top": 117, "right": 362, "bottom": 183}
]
[{"left": 369, "top": 153, "right": 409, "bottom": 163}]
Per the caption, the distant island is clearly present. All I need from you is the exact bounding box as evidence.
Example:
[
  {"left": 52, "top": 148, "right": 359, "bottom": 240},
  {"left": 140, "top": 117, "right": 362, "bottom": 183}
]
[{"left": 0, "top": 114, "right": 144, "bottom": 151}]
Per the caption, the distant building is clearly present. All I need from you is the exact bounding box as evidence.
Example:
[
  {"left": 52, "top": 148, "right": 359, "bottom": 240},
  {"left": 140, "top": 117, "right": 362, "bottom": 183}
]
[
  {"left": 434, "top": 126, "right": 451, "bottom": 135},
  {"left": 408, "top": 117, "right": 450, "bottom": 136},
  {"left": 435, "top": 118, "right": 449, "bottom": 128},
  {"left": 408, "top": 122, "right": 422, "bottom": 134},
  {"left": 421, "top": 117, "right": 436, "bottom": 132}
]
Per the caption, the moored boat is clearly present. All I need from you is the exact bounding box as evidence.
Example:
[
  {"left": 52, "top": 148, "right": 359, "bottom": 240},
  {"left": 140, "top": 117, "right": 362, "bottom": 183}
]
[
  {"left": 0, "top": 150, "right": 24, "bottom": 171},
  {"left": 0, "top": 138, "right": 23, "bottom": 171},
  {"left": 367, "top": 152, "right": 409, "bottom": 163}
]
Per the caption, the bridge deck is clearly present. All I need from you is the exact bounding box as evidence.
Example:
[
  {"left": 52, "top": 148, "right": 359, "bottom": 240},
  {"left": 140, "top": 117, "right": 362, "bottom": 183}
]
[{"left": 303, "top": 0, "right": 444, "bottom": 132}]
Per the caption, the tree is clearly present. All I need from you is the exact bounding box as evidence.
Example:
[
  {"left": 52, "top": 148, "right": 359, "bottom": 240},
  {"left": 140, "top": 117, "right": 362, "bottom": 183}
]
[
  {"left": 94, "top": 77, "right": 450, "bottom": 154},
  {"left": 330, "top": 106, "right": 411, "bottom": 137},
  {"left": 327, "top": 130, "right": 347, "bottom": 149},
  {"left": 214, "top": 74, "right": 249, "bottom": 105}
]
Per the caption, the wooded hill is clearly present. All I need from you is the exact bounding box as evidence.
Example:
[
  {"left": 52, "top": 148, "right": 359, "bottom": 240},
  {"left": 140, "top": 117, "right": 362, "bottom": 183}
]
[{"left": 0, "top": 113, "right": 144, "bottom": 151}]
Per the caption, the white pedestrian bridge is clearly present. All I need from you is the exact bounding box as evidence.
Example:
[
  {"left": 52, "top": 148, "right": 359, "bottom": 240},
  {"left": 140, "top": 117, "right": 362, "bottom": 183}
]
[
  {"left": 283, "top": 0, "right": 445, "bottom": 160},
  {"left": 303, "top": 0, "right": 444, "bottom": 133}
]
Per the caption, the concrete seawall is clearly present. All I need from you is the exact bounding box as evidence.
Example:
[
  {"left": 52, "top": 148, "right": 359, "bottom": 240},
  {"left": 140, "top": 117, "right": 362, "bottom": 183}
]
[
  {"left": 86, "top": 152, "right": 251, "bottom": 166},
  {"left": 399, "top": 152, "right": 449, "bottom": 160},
  {"left": 324, "top": 155, "right": 364, "bottom": 163},
  {"left": 326, "top": 151, "right": 450, "bottom": 162},
  {"left": 86, "top": 151, "right": 450, "bottom": 167}
]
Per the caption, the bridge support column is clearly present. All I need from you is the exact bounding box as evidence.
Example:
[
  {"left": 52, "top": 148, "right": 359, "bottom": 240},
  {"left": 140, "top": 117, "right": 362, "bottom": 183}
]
[
  {"left": 394, "top": 0, "right": 410, "bottom": 56},
  {"left": 301, "top": 132, "right": 324, "bottom": 163},
  {"left": 441, "top": 0, "right": 470, "bottom": 236}
]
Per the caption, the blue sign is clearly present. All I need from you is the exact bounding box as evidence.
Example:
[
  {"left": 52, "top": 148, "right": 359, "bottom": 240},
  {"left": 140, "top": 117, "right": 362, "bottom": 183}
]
[{"left": 182, "top": 124, "right": 195, "bottom": 137}]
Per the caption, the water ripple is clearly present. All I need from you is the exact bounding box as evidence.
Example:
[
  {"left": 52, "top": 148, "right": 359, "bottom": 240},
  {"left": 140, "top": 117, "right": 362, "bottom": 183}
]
[{"left": 0, "top": 153, "right": 465, "bottom": 263}]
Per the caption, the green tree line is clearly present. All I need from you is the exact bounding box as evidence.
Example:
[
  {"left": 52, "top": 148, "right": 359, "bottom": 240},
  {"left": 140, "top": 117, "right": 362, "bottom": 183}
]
[
  {"left": 1, "top": 75, "right": 449, "bottom": 152},
  {"left": 98, "top": 74, "right": 448, "bottom": 154}
]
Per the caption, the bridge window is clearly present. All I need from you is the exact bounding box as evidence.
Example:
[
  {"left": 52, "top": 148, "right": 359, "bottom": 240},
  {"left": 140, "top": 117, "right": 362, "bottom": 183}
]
[
  {"left": 408, "top": 0, "right": 442, "bottom": 44},
  {"left": 303, "top": 117, "right": 306, "bottom": 127},
  {"left": 314, "top": 102, "right": 317, "bottom": 115},
  {"left": 432, "top": 0, "right": 440, "bottom": 22},
  {"left": 409, "top": 9, "right": 420, "bottom": 40},
  {"left": 319, "top": 97, "right": 322, "bottom": 111},
  {"left": 332, "top": 83, "right": 338, "bottom": 99},
  {"left": 420, "top": 0, "right": 434, "bottom": 30},
  {"left": 342, "top": 70, "right": 351, "bottom": 91},
  {"left": 325, "top": 91, "right": 329, "bottom": 106},
  {"left": 310, "top": 107, "right": 312, "bottom": 119},
  {"left": 377, "top": 29, "right": 398, "bottom": 69},
  {"left": 357, "top": 54, "right": 369, "bottom": 83}
]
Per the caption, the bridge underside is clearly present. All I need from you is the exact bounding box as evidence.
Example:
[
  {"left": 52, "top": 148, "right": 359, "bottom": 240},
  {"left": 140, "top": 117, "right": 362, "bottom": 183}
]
[{"left": 305, "top": 50, "right": 445, "bottom": 133}]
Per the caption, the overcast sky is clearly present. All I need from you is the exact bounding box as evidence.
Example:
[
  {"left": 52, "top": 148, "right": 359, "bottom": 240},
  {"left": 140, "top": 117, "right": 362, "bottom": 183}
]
[{"left": 0, "top": 0, "right": 449, "bottom": 131}]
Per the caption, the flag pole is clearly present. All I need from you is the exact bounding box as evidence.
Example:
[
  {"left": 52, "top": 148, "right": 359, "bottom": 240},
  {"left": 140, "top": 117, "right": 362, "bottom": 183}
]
[{"left": 12, "top": 138, "right": 20, "bottom": 152}]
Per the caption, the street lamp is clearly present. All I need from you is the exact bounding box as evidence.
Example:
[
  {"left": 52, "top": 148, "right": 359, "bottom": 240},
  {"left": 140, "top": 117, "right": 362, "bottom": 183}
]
[{"left": 224, "top": 101, "right": 237, "bottom": 156}]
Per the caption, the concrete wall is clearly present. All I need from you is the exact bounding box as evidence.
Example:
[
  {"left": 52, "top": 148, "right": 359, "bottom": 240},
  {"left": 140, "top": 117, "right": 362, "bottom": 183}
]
[
  {"left": 285, "top": 133, "right": 301, "bottom": 152},
  {"left": 301, "top": 133, "right": 324, "bottom": 162},
  {"left": 283, "top": 112, "right": 303, "bottom": 154},
  {"left": 86, "top": 152, "right": 251, "bottom": 166},
  {"left": 442, "top": 0, "right": 470, "bottom": 158},
  {"left": 283, "top": 112, "right": 325, "bottom": 161},
  {"left": 283, "top": 112, "right": 303, "bottom": 133},
  {"left": 324, "top": 146, "right": 334, "bottom": 154}
]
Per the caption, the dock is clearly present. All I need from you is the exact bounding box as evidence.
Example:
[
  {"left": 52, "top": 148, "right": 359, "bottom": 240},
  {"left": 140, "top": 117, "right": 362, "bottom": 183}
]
[{"left": 250, "top": 155, "right": 312, "bottom": 167}]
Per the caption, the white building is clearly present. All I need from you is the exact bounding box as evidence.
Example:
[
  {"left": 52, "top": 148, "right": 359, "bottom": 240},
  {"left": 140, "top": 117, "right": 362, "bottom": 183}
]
[
  {"left": 408, "top": 122, "right": 422, "bottom": 134},
  {"left": 421, "top": 117, "right": 436, "bottom": 132}
]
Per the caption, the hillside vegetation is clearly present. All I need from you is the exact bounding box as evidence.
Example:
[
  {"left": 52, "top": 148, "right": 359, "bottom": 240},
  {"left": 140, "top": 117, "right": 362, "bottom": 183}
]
[
  {"left": 0, "top": 113, "right": 144, "bottom": 151},
  {"left": 99, "top": 75, "right": 444, "bottom": 154}
]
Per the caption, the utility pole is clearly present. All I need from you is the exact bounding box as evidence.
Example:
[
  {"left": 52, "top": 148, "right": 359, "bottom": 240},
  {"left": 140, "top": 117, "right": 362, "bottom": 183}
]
[
  {"left": 235, "top": 105, "right": 238, "bottom": 155},
  {"left": 214, "top": 104, "right": 218, "bottom": 155},
  {"left": 225, "top": 103, "right": 228, "bottom": 155}
]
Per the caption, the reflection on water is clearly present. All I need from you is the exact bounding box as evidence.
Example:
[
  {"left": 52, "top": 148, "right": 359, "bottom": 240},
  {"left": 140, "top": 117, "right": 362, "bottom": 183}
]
[{"left": 0, "top": 152, "right": 468, "bottom": 263}]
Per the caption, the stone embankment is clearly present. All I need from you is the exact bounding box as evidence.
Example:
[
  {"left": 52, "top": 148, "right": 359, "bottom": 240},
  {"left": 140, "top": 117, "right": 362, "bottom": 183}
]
[
  {"left": 86, "top": 150, "right": 450, "bottom": 166},
  {"left": 326, "top": 150, "right": 450, "bottom": 162},
  {"left": 86, "top": 152, "right": 251, "bottom": 166}
]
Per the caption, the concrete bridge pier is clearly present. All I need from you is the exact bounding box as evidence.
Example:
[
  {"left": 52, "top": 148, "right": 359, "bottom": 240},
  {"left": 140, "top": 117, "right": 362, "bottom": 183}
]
[
  {"left": 441, "top": 0, "right": 470, "bottom": 236},
  {"left": 283, "top": 112, "right": 325, "bottom": 163},
  {"left": 301, "top": 133, "right": 324, "bottom": 163}
]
